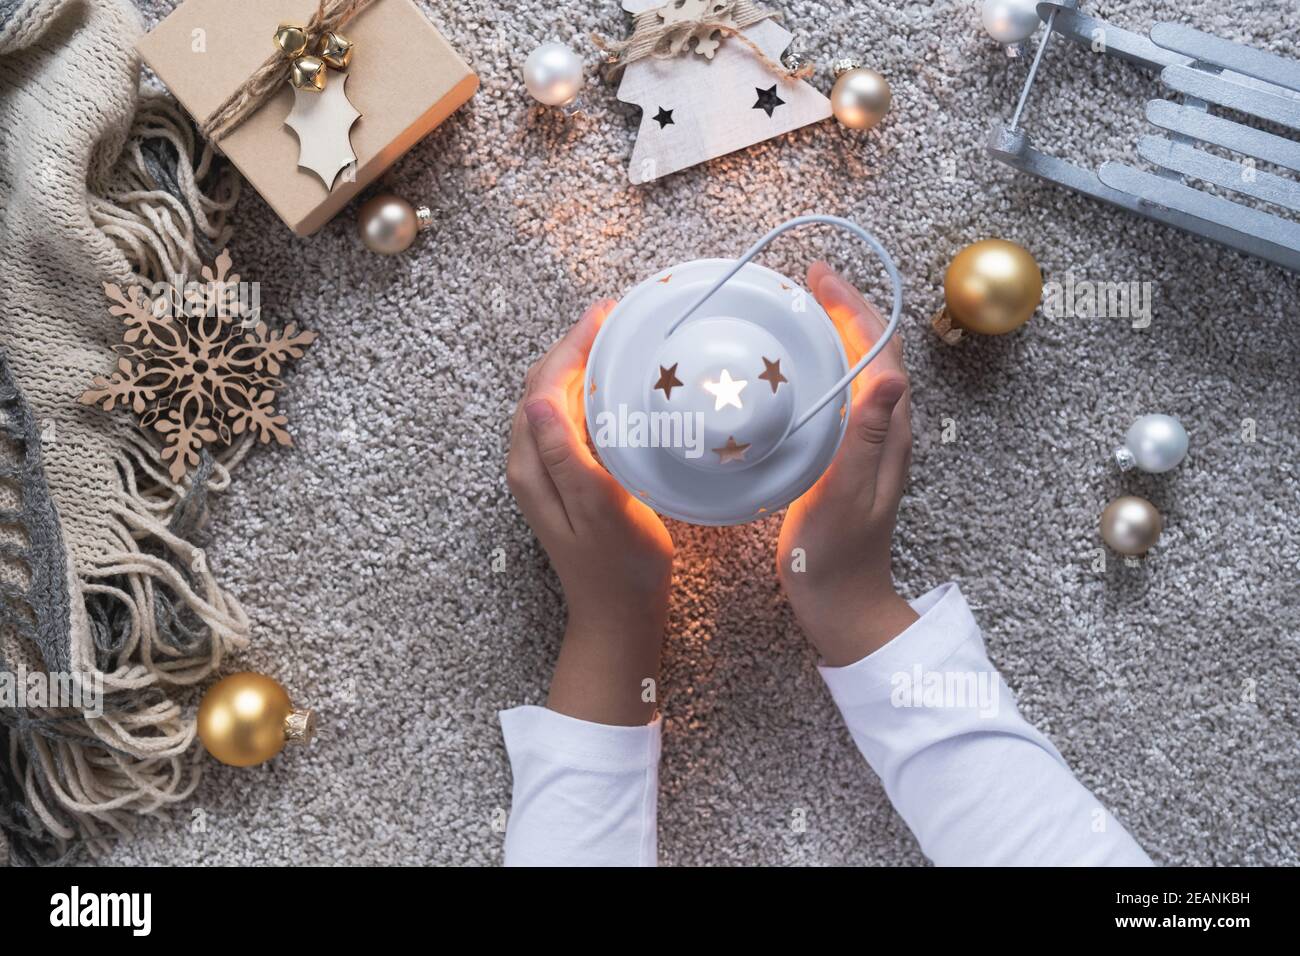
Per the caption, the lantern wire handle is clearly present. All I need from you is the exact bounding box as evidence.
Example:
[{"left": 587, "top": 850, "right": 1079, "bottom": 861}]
[{"left": 664, "top": 214, "right": 904, "bottom": 436}]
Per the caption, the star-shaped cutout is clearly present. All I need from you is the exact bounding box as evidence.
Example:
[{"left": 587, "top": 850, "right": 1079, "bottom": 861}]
[
  {"left": 702, "top": 369, "right": 747, "bottom": 411},
  {"left": 653, "top": 107, "right": 674, "bottom": 128},
  {"left": 713, "top": 436, "right": 751, "bottom": 465},
  {"left": 654, "top": 363, "right": 684, "bottom": 400},
  {"left": 753, "top": 85, "right": 785, "bottom": 118},
  {"left": 758, "top": 357, "right": 787, "bottom": 394}
]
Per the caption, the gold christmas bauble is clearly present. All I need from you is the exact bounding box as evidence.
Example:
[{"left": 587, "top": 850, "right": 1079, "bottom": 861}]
[
  {"left": 940, "top": 239, "right": 1042, "bottom": 337},
  {"left": 830, "top": 67, "right": 892, "bottom": 130},
  {"left": 1100, "top": 495, "right": 1163, "bottom": 556},
  {"left": 197, "top": 672, "right": 315, "bottom": 767}
]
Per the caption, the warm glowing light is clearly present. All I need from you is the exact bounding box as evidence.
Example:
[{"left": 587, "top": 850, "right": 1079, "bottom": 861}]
[{"left": 703, "top": 369, "right": 747, "bottom": 411}]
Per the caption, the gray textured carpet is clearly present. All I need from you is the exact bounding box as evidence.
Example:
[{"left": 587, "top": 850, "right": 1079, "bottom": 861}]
[{"left": 105, "top": 0, "right": 1299, "bottom": 866}]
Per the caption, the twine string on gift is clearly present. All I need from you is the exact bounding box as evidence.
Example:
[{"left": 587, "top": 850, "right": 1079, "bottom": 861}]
[
  {"left": 592, "top": 0, "right": 813, "bottom": 78},
  {"left": 200, "top": 0, "right": 380, "bottom": 142}
]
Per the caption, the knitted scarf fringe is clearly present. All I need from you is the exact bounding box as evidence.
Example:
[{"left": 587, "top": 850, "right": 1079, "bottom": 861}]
[{"left": 2, "top": 91, "right": 253, "bottom": 864}]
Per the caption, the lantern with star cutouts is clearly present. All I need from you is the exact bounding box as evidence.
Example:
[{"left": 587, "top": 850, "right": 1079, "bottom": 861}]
[{"left": 585, "top": 216, "right": 903, "bottom": 525}]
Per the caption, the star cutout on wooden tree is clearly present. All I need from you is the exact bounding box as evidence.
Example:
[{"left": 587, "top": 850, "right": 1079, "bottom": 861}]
[
  {"left": 758, "top": 356, "right": 787, "bottom": 393},
  {"left": 79, "top": 249, "right": 316, "bottom": 482},
  {"left": 753, "top": 84, "right": 785, "bottom": 117},
  {"left": 655, "top": 363, "right": 684, "bottom": 399},
  {"left": 713, "top": 436, "right": 752, "bottom": 464},
  {"left": 653, "top": 107, "right": 675, "bottom": 128}
]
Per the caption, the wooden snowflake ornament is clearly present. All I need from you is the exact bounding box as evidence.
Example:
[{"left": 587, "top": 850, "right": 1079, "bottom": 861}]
[
  {"left": 80, "top": 250, "right": 317, "bottom": 482},
  {"left": 658, "top": 0, "right": 734, "bottom": 58},
  {"left": 614, "top": 0, "right": 832, "bottom": 184}
]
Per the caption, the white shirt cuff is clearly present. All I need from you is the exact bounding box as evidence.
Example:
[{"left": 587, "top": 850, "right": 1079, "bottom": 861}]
[
  {"left": 499, "top": 705, "right": 660, "bottom": 866},
  {"left": 818, "top": 582, "right": 978, "bottom": 706}
]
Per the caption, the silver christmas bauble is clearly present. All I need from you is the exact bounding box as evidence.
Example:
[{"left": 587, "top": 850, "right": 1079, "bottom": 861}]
[
  {"left": 781, "top": 50, "right": 809, "bottom": 73},
  {"left": 523, "top": 42, "right": 584, "bottom": 107},
  {"left": 981, "top": 0, "right": 1041, "bottom": 45},
  {"left": 1100, "top": 496, "right": 1163, "bottom": 556},
  {"left": 358, "top": 194, "right": 431, "bottom": 255},
  {"left": 830, "top": 67, "right": 891, "bottom": 130},
  {"left": 1114, "top": 414, "right": 1189, "bottom": 474}
]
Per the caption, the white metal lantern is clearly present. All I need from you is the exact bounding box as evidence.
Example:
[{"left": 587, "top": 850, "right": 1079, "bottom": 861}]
[{"left": 584, "top": 216, "right": 903, "bottom": 526}]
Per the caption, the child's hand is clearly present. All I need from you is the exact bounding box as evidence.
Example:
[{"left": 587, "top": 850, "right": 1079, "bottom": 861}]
[
  {"left": 508, "top": 300, "right": 674, "bottom": 725},
  {"left": 777, "top": 263, "right": 919, "bottom": 666}
]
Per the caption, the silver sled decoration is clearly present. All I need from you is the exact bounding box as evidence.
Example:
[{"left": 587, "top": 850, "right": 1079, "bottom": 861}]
[{"left": 987, "top": 1, "right": 1300, "bottom": 272}]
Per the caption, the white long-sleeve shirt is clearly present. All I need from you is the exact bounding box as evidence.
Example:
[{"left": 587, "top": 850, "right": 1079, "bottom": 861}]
[{"left": 500, "top": 583, "right": 1152, "bottom": 867}]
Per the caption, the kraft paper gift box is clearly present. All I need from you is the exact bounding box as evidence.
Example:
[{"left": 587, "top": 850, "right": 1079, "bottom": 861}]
[{"left": 137, "top": 0, "right": 478, "bottom": 236}]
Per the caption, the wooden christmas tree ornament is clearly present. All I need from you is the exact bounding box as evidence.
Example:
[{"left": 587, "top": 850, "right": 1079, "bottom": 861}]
[{"left": 603, "top": 0, "right": 831, "bottom": 184}]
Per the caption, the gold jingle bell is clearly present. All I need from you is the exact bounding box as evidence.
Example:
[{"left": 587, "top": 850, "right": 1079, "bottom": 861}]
[
  {"left": 932, "top": 238, "right": 1043, "bottom": 343},
  {"left": 317, "top": 30, "right": 354, "bottom": 70},
  {"left": 273, "top": 23, "right": 309, "bottom": 58},
  {"left": 197, "top": 672, "right": 316, "bottom": 768},
  {"left": 291, "top": 55, "right": 328, "bottom": 92}
]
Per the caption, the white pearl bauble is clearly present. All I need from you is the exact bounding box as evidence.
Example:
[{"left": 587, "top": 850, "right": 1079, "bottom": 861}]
[
  {"left": 830, "top": 67, "right": 892, "bottom": 130},
  {"left": 1100, "top": 496, "right": 1163, "bottom": 556},
  {"left": 358, "top": 194, "right": 421, "bottom": 255},
  {"left": 981, "top": 0, "right": 1041, "bottom": 45},
  {"left": 1116, "top": 414, "right": 1189, "bottom": 474},
  {"left": 523, "top": 42, "right": 584, "bottom": 107}
]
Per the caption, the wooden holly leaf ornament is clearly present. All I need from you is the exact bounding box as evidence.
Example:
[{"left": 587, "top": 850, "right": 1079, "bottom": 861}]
[
  {"left": 80, "top": 250, "right": 317, "bottom": 482},
  {"left": 284, "top": 72, "right": 362, "bottom": 190},
  {"left": 615, "top": 0, "right": 832, "bottom": 184}
]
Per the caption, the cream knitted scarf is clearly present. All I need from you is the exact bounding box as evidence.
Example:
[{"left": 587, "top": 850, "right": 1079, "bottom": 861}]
[{"left": 0, "top": 0, "right": 248, "bottom": 863}]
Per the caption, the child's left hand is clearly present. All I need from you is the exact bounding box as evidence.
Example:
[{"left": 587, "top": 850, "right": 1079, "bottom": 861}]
[
  {"left": 507, "top": 300, "right": 674, "bottom": 726},
  {"left": 776, "top": 263, "right": 918, "bottom": 666}
]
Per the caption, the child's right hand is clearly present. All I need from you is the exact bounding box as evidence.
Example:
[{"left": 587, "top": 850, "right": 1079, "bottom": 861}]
[
  {"left": 777, "top": 262, "right": 920, "bottom": 666},
  {"left": 507, "top": 300, "right": 674, "bottom": 726}
]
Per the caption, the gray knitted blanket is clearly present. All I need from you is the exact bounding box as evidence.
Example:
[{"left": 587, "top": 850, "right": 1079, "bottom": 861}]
[{"left": 0, "top": 0, "right": 245, "bottom": 864}]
